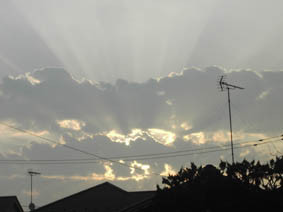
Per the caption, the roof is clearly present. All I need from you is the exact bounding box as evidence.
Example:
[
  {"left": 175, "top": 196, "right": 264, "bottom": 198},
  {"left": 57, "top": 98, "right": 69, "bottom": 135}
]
[
  {"left": 118, "top": 194, "right": 155, "bottom": 212},
  {"left": 0, "top": 196, "right": 24, "bottom": 212},
  {"left": 34, "top": 182, "right": 155, "bottom": 212}
]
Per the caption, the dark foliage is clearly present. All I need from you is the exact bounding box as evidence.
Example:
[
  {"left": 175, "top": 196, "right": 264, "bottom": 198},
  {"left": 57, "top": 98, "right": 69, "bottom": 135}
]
[{"left": 148, "top": 157, "right": 283, "bottom": 212}]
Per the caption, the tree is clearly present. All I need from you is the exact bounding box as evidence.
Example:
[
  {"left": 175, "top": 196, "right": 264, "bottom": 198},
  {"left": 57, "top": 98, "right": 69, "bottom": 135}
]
[{"left": 151, "top": 157, "right": 283, "bottom": 212}]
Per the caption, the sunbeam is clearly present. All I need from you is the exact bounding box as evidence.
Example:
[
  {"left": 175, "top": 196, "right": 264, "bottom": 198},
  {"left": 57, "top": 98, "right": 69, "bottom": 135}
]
[
  {"left": 13, "top": 0, "right": 216, "bottom": 82},
  {"left": 1, "top": 0, "right": 283, "bottom": 208}
]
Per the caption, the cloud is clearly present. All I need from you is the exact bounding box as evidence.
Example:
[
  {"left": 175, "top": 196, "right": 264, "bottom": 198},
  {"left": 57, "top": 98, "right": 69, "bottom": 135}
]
[
  {"left": 57, "top": 119, "right": 86, "bottom": 131},
  {"left": 101, "top": 128, "right": 176, "bottom": 146},
  {"left": 239, "top": 150, "right": 250, "bottom": 158},
  {"left": 1, "top": 1, "right": 283, "bottom": 84},
  {"left": 1, "top": 0, "right": 283, "bottom": 205},
  {"left": 147, "top": 128, "right": 176, "bottom": 146},
  {"left": 160, "top": 164, "right": 176, "bottom": 176},
  {"left": 41, "top": 161, "right": 150, "bottom": 182},
  {"left": 1, "top": 67, "right": 283, "bottom": 206},
  {"left": 23, "top": 190, "right": 40, "bottom": 199},
  {"left": 11, "top": 0, "right": 216, "bottom": 82},
  {"left": 102, "top": 129, "right": 145, "bottom": 146},
  {"left": 1, "top": 67, "right": 283, "bottom": 150},
  {"left": 0, "top": 123, "right": 49, "bottom": 155},
  {"left": 129, "top": 161, "right": 150, "bottom": 178},
  {"left": 183, "top": 132, "right": 206, "bottom": 145},
  {"left": 42, "top": 163, "right": 116, "bottom": 181}
]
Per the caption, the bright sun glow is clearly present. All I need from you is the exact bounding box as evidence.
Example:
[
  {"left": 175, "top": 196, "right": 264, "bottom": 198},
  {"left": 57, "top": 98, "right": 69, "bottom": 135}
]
[
  {"left": 160, "top": 164, "right": 176, "bottom": 176},
  {"left": 42, "top": 161, "right": 151, "bottom": 182},
  {"left": 147, "top": 128, "right": 176, "bottom": 146},
  {"left": 57, "top": 119, "right": 85, "bottom": 131},
  {"left": 103, "top": 128, "right": 176, "bottom": 146},
  {"left": 183, "top": 132, "right": 206, "bottom": 144},
  {"left": 104, "top": 129, "right": 144, "bottom": 146}
]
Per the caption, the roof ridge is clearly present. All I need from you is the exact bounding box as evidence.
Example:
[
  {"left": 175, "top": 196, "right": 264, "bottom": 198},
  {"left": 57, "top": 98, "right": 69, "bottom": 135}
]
[
  {"left": 34, "top": 181, "right": 127, "bottom": 211},
  {"left": 0, "top": 196, "right": 18, "bottom": 198},
  {"left": 101, "top": 182, "right": 128, "bottom": 193},
  {"left": 129, "top": 190, "right": 155, "bottom": 193},
  {"left": 0, "top": 196, "right": 24, "bottom": 212}
]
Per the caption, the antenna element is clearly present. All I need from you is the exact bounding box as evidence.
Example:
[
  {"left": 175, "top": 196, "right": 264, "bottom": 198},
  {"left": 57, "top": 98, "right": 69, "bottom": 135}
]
[
  {"left": 218, "top": 75, "right": 244, "bottom": 163},
  {"left": 28, "top": 169, "right": 41, "bottom": 211}
]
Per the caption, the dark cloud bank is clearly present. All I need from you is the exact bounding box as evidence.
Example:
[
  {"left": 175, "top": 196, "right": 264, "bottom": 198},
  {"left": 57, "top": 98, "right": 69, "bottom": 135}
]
[
  {"left": 0, "top": 67, "right": 283, "bottom": 206},
  {"left": 1, "top": 67, "right": 282, "bottom": 134}
]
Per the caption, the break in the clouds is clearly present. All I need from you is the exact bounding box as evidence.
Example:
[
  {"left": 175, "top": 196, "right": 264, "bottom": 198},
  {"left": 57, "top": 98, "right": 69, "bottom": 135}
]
[
  {"left": 0, "top": 1, "right": 283, "bottom": 82},
  {"left": 0, "top": 0, "right": 282, "bottom": 208},
  {"left": 0, "top": 67, "right": 283, "bottom": 206},
  {"left": 1, "top": 67, "right": 283, "bottom": 148}
]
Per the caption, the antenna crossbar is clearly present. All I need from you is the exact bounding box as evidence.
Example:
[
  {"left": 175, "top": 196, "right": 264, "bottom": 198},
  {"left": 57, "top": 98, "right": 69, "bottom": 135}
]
[
  {"left": 221, "top": 82, "right": 244, "bottom": 90},
  {"left": 28, "top": 170, "right": 40, "bottom": 211},
  {"left": 28, "top": 171, "right": 41, "bottom": 175},
  {"left": 217, "top": 75, "right": 244, "bottom": 163}
]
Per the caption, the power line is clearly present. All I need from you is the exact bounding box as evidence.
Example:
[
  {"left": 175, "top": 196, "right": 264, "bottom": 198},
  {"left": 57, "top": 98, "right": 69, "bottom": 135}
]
[
  {"left": 122, "top": 139, "right": 283, "bottom": 161},
  {"left": 0, "top": 137, "right": 282, "bottom": 165},
  {"left": 0, "top": 135, "right": 281, "bottom": 162},
  {"left": 0, "top": 122, "right": 161, "bottom": 176},
  {"left": 0, "top": 121, "right": 281, "bottom": 158},
  {"left": 1, "top": 122, "right": 282, "bottom": 167}
]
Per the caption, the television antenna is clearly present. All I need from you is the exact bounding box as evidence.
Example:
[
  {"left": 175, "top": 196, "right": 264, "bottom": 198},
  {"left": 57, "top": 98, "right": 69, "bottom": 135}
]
[
  {"left": 28, "top": 169, "right": 41, "bottom": 211},
  {"left": 218, "top": 75, "right": 244, "bottom": 164}
]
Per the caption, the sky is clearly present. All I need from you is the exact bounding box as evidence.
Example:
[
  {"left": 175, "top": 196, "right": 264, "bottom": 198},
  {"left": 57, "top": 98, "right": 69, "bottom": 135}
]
[{"left": 0, "top": 0, "right": 283, "bottom": 209}]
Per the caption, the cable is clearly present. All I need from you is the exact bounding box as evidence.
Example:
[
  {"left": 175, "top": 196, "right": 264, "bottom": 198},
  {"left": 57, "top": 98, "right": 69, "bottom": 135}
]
[
  {"left": 1, "top": 122, "right": 282, "bottom": 168},
  {"left": 0, "top": 138, "right": 282, "bottom": 165},
  {"left": 0, "top": 121, "right": 281, "bottom": 160},
  {"left": 0, "top": 135, "right": 281, "bottom": 162},
  {"left": 0, "top": 122, "right": 161, "bottom": 176}
]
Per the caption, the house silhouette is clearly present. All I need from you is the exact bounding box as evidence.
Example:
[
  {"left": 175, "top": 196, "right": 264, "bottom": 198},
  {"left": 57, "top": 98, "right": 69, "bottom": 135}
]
[
  {"left": 34, "top": 182, "right": 155, "bottom": 212},
  {"left": 0, "top": 196, "right": 24, "bottom": 212}
]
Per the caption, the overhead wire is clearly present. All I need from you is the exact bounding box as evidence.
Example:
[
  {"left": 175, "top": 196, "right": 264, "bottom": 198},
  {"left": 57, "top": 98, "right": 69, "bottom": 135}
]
[
  {"left": 0, "top": 139, "right": 282, "bottom": 165},
  {"left": 0, "top": 134, "right": 281, "bottom": 161},
  {"left": 0, "top": 122, "right": 161, "bottom": 176},
  {"left": 0, "top": 129, "right": 282, "bottom": 165},
  {"left": 120, "top": 139, "right": 283, "bottom": 161},
  {"left": 0, "top": 135, "right": 281, "bottom": 162}
]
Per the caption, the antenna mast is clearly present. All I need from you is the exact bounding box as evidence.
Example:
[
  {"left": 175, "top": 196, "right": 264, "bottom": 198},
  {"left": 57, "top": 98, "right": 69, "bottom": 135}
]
[
  {"left": 218, "top": 76, "right": 244, "bottom": 164},
  {"left": 28, "top": 169, "right": 41, "bottom": 211}
]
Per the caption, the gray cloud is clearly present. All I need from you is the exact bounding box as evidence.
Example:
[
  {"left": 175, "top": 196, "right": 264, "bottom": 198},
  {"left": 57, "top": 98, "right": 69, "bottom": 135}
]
[
  {"left": 1, "top": 67, "right": 283, "bottom": 138},
  {"left": 1, "top": 67, "right": 283, "bottom": 206},
  {"left": 0, "top": 0, "right": 282, "bottom": 208},
  {"left": 0, "top": 68, "right": 171, "bottom": 134}
]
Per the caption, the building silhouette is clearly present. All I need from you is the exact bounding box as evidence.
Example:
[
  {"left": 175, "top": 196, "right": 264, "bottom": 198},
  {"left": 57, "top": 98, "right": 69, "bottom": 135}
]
[
  {"left": 0, "top": 196, "right": 24, "bottom": 212},
  {"left": 34, "top": 182, "right": 155, "bottom": 212}
]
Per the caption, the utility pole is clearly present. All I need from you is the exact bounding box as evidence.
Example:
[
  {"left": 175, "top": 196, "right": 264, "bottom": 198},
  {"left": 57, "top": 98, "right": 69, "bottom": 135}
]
[
  {"left": 218, "top": 76, "right": 244, "bottom": 164},
  {"left": 28, "top": 170, "right": 41, "bottom": 211}
]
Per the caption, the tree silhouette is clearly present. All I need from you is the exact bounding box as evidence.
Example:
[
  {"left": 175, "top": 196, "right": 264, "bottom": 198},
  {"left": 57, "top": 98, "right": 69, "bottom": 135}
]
[
  {"left": 150, "top": 157, "right": 283, "bottom": 212},
  {"left": 220, "top": 156, "right": 283, "bottom": 191}
]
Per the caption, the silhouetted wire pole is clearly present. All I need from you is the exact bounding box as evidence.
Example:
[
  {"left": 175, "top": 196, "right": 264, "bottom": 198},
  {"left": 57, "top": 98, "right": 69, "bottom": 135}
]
[
  {"left": 218, "top": 76, "right": 244, "bottom": 164},
  {"left": 28, "top": 170, "right": 40, "bottom": 211},
  {"left": 227, "top": 87, "right": 234, "bottom": 163}
]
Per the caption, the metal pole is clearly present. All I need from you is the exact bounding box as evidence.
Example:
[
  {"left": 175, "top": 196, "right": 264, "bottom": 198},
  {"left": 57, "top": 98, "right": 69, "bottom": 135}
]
[
  {"left": 28, "top": 171, "right": 40, "bottom": 211},
  {"left": 227, "top": 87, "right": 235, "bottom": 164},
  {"left": 31, "top": 174, "right": 33, "bottom": 204}
]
